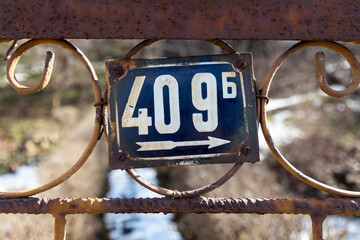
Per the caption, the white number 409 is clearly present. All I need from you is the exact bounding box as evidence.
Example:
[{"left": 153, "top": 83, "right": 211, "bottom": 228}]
[{"left": 121, "top": 71, "right": 241, "bottom": 135}]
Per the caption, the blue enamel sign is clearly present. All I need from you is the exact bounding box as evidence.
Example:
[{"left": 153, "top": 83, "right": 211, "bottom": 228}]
[{"left": 106, "top": 54, "right": 259, "bottom": 169}]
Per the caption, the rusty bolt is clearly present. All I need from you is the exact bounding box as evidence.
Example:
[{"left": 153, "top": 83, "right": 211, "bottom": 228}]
[
  {"left": 113, "top": 67, "right": 124, "bottom": 77},
  {"left": 241, "top": 146, "right": 251, "bottom": 156},
  {"left": 236, "top": 60, "right": 247, "bottom": 70},
  {"left": 118, "top": 153, "right": 127, "bottom": 161}
]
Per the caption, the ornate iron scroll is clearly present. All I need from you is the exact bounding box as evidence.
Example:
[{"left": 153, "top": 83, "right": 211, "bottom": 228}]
[
  {"left": 2, "top": 39, "right": 102, "bottom": 198},
  {"left": 260, "top": 41, "right": 360, "bottom": 197},
  {"left": 2, "top": 39, "right": 360, "bottom": 197}
]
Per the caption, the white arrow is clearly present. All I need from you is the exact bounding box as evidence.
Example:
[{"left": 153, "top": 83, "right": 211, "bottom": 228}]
[{"left": 136, "top": 136, "right": 230, "bottom": 151}]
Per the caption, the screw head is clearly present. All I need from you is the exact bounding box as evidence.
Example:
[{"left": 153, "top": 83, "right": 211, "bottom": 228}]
[
  {"left": 113, "top": 67, "right": 124, "bottom": 77},
  {"left": 236, "top": 60, "right": 247, "bottom": 70},
  {"left": 241, "top": 146, "right": 251, "bottom": 156},
  {"left": 118, "top": 153, "right": 127, "bottom": 161}
]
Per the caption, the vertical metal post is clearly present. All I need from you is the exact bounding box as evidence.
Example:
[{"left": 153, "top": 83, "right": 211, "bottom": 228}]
[
  {"left": 311, "top": 214, "right": 327, "bottom": 240},
  {"left": 54, "top": 213, "right": 67, "bottom": 240}
]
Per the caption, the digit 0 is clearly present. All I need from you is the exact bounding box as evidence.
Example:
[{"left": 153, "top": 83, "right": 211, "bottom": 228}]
[{"left": 153, "top": 75, "right": 181, "bottom": 134}]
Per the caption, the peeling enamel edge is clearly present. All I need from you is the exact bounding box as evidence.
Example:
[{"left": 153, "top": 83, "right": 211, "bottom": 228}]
[
  {"left": 132, "top": 61, "right": 232, "bottom": 69},
  {"left": 133, "top": 152, "right": 236, "bottom": 161}
]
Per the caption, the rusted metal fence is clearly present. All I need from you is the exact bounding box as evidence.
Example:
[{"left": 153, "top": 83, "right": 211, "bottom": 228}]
[
  {"left": 0, "top": 197, "right": 359, "bottom": 240},
  {"left": 1, "top": 1, "right": 360, "bottom": 239},
  {"left": 1, "top": 38, "right": 359, "bottom": 240}
]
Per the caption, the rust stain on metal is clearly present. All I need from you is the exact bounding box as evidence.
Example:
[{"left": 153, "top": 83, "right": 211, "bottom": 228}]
[
  {"left": 109, "top": 122, "right": 117, "bottom": 140},
  {"left": 1, "top": 197, "right": 351, "bottom": 240},
  {"left": 54, "top": 213, "right": 67, "bottom": 240},
  {"left": 0, "top": 0, "right": 360, "bottom": 40},
  {"left": 310, "top": 213, "right": 326, "bottom": 240},
  {"left": 241, "top": 146, "right": 251, "bottom": 156},
  {"left": 236, "top": 60, "right": 247, "bottom": 70},
  {"left": 0, "top": 197, "right": 358, "bottom": 216},
  {"left": 118, "top": 60, "right": 136, "bottom": 69}
]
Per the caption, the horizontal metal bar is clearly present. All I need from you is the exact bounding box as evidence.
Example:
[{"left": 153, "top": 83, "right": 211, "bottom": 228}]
[
  {"left": 0, "top": 197, "right": 359, "bottom": 215},
  {"left": 1, "top": 0, "right": 360, "bottom": 40}
]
